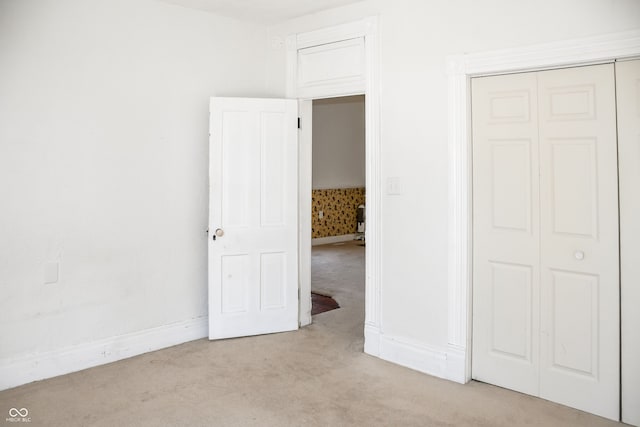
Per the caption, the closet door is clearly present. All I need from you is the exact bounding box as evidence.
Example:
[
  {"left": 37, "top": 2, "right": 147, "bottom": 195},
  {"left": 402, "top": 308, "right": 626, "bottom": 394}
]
[
  {"left": 472, "top": 63, "right": 620, "bottom": 421},
  {"left": 537, "top": 64, "right": 619, "bottom": 420},
  {"left": 471, "top": 72, "right": 541, "bottom": 396},
  {"left": 616, "top": 59, "right": 640, "bottom": 427}
]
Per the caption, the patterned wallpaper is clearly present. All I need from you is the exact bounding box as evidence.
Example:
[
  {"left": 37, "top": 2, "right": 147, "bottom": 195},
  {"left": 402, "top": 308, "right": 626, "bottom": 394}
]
[{"left": 312, "top": 187, "right": 365, "bottom": 238}]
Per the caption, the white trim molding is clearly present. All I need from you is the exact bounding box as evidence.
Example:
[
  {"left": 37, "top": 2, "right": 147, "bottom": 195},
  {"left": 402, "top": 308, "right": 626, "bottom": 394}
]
[
  {"left": 365, "top": 328, "right": 467, "bottom": 383},
  {"left": 287, "top": 17, "right": 382, "bottom": 356},
  {"left": 0, "top": 317, "right": 208, "bottom": 391},
  {"left": 446, "top": 29, "right": 640, "bottom": 393}
]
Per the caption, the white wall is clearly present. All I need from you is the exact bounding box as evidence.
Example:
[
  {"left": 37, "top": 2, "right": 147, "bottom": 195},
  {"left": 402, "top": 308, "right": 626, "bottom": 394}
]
[
  {"left": 2, "top": 0, "right": 639, "bottom": 408},
  {"left": 266, "top": 0, "right": 640, "bottom": 372},
  {"left": 0, "top": 0, "right": 269, "bottom": 380},
  {"left": 312, "top": 95, "right": 365, "bottom": 189}
]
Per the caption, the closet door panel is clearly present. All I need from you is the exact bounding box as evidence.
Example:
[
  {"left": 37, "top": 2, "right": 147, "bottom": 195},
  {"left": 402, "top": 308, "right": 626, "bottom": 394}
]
[
  {"left": 538, "top": 64, "right": 619, "bottom": 421},
  {"left": 471, "top": 72, "right": 540, "bottom": 395}
]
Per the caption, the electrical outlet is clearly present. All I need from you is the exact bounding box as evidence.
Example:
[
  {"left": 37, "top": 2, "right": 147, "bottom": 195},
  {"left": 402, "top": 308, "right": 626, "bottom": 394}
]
[
  {"left": 44, "top": 262, "right": 59, "bottom": 284},
  {"left": 319, "top": 210, "right": 324, "bottom": 219}
]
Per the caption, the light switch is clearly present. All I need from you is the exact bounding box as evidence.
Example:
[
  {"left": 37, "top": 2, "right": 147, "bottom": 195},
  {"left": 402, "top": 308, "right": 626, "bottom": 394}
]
[
  {"left": 319, "top": 210, "right": 324, "bottom": 219},
  {"left": 44, "top": 262, "right": 59, "bottom": 284},
  {"left": 386, "top": 177, "right": 403, "bottom": 195}
]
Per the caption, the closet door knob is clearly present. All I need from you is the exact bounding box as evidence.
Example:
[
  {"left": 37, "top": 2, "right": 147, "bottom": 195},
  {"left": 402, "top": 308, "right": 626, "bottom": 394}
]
[{"left": 574, "top": 251, "right": 585, "bottom": 260}]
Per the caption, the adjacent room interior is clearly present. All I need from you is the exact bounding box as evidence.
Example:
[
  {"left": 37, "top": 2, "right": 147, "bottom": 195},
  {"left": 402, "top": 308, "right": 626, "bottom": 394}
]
[{"left": 309, "top": 96, "right": 366, "bottom": 324}]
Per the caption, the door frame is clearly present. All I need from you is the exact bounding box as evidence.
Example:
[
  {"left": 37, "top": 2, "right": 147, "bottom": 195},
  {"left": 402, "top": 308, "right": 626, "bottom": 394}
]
[
  {"left": 286, "top": 17, "right": 382, "bottom": 356},
  {"left": 446, "top": 29, "right": 640, "bottom": 419}
]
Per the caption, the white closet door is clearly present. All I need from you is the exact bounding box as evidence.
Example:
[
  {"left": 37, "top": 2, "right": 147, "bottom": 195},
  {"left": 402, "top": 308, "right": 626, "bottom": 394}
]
[
  {"left": 472, "top": 72, "right": 541, "bottom": 396},
  {"left": 537, "top": 64, "right": 619, "bottom": 420},
  {"left": 616, "top": 59, "right": 640, "bottom": 427},
  {"left": 472, "top": 64, "right": 620, "bottom": 421}
]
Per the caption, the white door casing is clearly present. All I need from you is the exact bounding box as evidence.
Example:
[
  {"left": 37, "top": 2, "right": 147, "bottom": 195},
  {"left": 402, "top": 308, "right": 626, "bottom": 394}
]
[
  {"left": 286, "top": 17, "right": 382, "bottom": 357},
  {"left": 296, "top": 38, "right": 366, "bottom": 99},
  {"left": 617, "top": 59, "right": 640, "bottom": 427},
  {"left": 472, "top": 64, "right": 620, "bottom": 420},
  {"left": 208, "top": 97, "right": 299, "bottom": 340},
  {"left": 297, "top": 99, "right": 313, "bottom": 326}
]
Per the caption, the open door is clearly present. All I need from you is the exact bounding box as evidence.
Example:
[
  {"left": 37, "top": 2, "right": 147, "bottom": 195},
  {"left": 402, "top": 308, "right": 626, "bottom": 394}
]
[{"left": 208, "top": 97, "right": 299, "bottom": 340}]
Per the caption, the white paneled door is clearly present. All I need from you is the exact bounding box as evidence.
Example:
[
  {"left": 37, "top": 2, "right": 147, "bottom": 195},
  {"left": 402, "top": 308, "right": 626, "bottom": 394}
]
[
  {"left": 537, "top": 65, "right": 619, "bottom": 419},
  {"left": 208, "top": 97, "right": 299, "bottom": 340},
  {"left": 472, "top": 64, "right": 619, "bottom": 420},
  {"left": 471, "top": 71, "right": 541, "bottom": 397}
]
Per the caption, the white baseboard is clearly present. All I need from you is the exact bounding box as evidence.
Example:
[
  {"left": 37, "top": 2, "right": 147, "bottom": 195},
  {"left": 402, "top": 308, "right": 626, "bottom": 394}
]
[
  {"left": 0, "top": 317, "right": 208, "bottom": 391},
  {"left": 0, "top": 318, "right": 469, "bottom": 392},
  {"left": 312, "top": 234, "right": 356, "bottom": 246},
  {"left": 444, "top": 344, "right": 467, "bottom": 383},
  {"left": 364, "top": 324, "right": 381, "bottom": 356},
  {"left": 379, "top": 335, "right": 448, "bottom": 378},
  {"left": 365, "top": 327, "right": 467, "bottom": 384}
]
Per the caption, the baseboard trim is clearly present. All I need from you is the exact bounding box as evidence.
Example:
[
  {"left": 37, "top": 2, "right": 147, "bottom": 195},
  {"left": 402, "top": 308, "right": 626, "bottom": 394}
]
[
  {"left": 366, "top": 328, "right": 467, "bottom": 383},
  {"left": 364, "top": 324, "right": 381, "bottom": 356},
  {"left": 0, "top": 316, "right": 208, "bottom": 391},
  {"left": 444, "top": 344, "right": 467, "bottom": 383},
  {"left": 379, "top": 335, "right": 447, "bottom": 378},
  {"left": 311, "top": 234, "right": 356, "bottom": 246}
]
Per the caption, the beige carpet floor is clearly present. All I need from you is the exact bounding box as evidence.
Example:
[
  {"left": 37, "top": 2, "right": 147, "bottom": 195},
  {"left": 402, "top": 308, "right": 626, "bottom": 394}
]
[{"left": 0, "top": 241, "right": 623, "bottom": 426}]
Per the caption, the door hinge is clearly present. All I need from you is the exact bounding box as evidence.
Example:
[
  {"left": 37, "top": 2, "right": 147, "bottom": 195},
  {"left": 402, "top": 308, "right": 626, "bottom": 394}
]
[{"left": 297, "top": 117, "right": 301, "bottom": 129}]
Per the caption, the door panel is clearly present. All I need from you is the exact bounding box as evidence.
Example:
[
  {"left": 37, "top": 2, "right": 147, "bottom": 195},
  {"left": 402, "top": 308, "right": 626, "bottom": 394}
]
[
  {"left": 616, "top": 59, "right": 640, "bottom": 426},
  {"left": 489, "top": 262, "right": 533, "bottom": 361},
  {"left": 260, "top": 252, "right": 287, "bottom": 310},
  {"left": 260, "top": 112, "right": 287, "bottom": 226},
  {"left": 549, "top": 270, "right": 598, "bottom": 376},
  {"left": 221, "top": 255, "right": 250, "bottom": 314},
  {"left": 548, "top": 139, "right": 598, "bottom": 237},
  {"left": 209, "top": 97, "right": 298, "bottom": 340},
  {"left": 491, "top": 141, "right": 533, "bottom": 232},
  {"left": 222, "top": 112, "right": 253, "bottom": 228},
  {"left": 538, "top": 64, "right": 619, "bottom": 420},
  {"left": 472, "top": 72, "right": 540, "bottom": 396}
]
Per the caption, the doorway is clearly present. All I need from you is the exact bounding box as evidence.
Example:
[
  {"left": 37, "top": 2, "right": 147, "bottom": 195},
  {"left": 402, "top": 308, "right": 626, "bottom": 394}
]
[
  {"left": 309, "top": 96, "right": 366, "bottom": 327},
  {"left": 289, "top": 19, "right": 381, "bottom": 355}
]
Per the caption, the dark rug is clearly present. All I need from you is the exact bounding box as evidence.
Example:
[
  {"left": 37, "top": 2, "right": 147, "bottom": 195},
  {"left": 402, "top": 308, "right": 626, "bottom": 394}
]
[{"left": 311, "top": 292, "right": 340, "bottom": 315}]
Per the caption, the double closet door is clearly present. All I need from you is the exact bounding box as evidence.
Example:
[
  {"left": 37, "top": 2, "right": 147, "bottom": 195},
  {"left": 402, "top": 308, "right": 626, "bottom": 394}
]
[{"left": 471, "top": 64, "right": 619, "bottom": 420}]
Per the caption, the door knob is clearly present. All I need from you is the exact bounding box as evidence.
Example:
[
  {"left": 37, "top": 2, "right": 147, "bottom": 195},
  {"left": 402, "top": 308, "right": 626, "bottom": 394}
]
[
  {"left": 574, "top": 251, "right": 585, "bottom": 260},
  {"left": 212, "top": 228, "right": 224, "bottom": 241}
]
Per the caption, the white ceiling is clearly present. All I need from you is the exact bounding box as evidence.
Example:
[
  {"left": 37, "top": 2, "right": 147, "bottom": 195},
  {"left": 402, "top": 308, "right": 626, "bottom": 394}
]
[{"left": 158, "top": 0, "right": 365, "bottom": 24}]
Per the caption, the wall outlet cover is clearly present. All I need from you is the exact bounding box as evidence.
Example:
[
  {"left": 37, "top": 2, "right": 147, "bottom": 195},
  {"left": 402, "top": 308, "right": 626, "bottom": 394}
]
[{"left": 44, "top": 262, "right": 59, "bottom": 284}]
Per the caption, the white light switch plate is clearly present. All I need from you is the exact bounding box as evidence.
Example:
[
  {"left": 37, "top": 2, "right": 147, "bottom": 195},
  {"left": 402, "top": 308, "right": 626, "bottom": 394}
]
[{"left": 386, "top": 177, "right": 403, "bottom": 195}]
